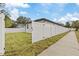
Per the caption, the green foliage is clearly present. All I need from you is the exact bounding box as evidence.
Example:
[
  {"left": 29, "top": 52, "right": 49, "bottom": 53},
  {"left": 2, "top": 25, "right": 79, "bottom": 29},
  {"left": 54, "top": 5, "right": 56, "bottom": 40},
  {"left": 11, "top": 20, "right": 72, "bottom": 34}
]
[
  {"left": 16, "top": 16, "right": 31, "bottom": 25},
  {"left": 4, "top": 15, "right": 13, "bottom": 28},
  {"left": 4, "top": 15, "right": 31, "bottom": 28},
  {"left": 75, "top": 31, "right": 79, "bottom": 43},
  {"left": 72, "top": 20, "right": 79, "bottom": 31}
]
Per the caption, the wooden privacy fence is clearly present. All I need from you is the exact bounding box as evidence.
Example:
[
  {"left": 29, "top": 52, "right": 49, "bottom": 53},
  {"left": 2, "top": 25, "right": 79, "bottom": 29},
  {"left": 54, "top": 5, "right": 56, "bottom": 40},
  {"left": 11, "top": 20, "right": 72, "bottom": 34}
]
[
  {"left": 32, "top": 22, "right": 69, "bottom": 43},
  {"left": 0, "top": 13, "right": 5, "bottom": 55}
]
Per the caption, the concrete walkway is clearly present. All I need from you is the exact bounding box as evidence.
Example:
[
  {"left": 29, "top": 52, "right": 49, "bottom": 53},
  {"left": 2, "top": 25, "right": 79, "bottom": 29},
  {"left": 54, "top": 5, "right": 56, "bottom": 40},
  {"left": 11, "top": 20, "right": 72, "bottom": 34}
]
[{"left": 38, "top": 31, "right": 79, "bottom": 56}]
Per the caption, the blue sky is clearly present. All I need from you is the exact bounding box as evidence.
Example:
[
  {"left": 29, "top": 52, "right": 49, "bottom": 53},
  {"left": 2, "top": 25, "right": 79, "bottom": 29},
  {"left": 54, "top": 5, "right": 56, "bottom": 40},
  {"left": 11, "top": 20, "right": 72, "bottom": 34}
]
[{"left": 5, "top": 3, "right": 79, "bottom": 24}]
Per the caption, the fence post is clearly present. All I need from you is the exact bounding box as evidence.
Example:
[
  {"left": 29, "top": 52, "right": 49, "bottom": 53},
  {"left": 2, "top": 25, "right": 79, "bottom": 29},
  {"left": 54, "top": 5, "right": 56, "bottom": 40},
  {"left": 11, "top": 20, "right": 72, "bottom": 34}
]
[{"left": 0, "top": 13, "right": 5, "bottom": 55}]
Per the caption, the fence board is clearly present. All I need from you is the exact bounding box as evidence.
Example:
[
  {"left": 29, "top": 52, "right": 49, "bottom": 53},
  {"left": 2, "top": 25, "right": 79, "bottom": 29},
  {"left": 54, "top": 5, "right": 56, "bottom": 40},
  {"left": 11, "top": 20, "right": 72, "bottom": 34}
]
[
  {"left": 0, "top": 13, "right": 5, "bottom": 55},
  {"left": 32, "top": 22, "right": 69, "bottom": 43},
  {"left": 5, "top": 28, "right": 32, "bottom": 33}
]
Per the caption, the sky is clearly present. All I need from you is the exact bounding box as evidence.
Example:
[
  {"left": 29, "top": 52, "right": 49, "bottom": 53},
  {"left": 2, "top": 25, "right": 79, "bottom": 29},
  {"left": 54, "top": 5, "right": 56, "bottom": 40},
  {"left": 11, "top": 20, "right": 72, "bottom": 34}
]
[{"left": 4, "top": 3, "right": 79, "bottom": 24}]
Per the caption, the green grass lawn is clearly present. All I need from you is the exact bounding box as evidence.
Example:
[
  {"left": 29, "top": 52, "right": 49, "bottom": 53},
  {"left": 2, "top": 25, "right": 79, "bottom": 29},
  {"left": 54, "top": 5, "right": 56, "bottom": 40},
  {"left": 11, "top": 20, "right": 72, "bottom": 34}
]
[
  {"left": 5, "top": 32, "right": 69, "bottom": 56},
  {"left": 5, "top": 32, "right": 32, "bottom": 56},
  {"left": 75, "top": 31, "right": 79, "bottom": 43},
  {"left": 15, "top": 32, "right": 68, "bottom": 56}
]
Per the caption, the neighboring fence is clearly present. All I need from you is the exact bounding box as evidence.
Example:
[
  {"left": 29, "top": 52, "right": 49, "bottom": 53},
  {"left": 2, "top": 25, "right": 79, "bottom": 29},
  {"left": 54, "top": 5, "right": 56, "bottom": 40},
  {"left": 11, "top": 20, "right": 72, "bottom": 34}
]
[
  {"left": 32, "top": 22, "right": 69, "bottom": 43},
  {"left": 0, "top": 13, "right": 5, "bottom": 55},
  {"left": 5, "top": 28, "right": 32, "bottom": 33}
]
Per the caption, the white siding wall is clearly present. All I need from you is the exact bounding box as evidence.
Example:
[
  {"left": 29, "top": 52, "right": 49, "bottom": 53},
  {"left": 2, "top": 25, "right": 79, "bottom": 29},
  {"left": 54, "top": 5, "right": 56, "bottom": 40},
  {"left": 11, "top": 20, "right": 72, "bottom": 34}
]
[
  {"left": 32, "top": 22, "right": 69, "bottom": 43},
  {"left": 0, "top": 13, "right": 5, "bottom": 55}
]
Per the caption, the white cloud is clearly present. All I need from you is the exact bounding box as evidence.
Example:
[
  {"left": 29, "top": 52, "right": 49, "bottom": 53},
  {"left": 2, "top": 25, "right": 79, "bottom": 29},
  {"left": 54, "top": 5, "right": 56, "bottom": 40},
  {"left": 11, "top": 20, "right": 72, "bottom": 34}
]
[
  {"left": 57, "top": 13, "right": 79, "bottom": 24},
  {"left": 72, "top": 12, "right": 79, "bottom": 18},
  {"left": 10, "top": 8, "right": 19, "bottom": 20},
  {"left": 5, "top": 3, "right": 30, "bottom": 8},
  {"left": 5, "top": 3, "right": 30, "bottom": 20}
]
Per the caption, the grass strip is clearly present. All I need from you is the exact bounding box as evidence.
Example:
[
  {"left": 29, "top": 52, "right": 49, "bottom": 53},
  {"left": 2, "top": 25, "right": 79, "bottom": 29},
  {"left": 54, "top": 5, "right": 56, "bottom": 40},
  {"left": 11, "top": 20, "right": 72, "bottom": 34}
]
[{"left": 75, "top": 31, "right": 79, "bottom": 43}]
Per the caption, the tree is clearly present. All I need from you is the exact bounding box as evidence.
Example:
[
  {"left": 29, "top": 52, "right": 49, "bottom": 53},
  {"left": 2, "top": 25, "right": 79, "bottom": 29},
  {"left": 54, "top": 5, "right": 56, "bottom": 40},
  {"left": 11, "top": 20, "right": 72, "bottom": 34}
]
[
  {"left": 65, "top": 22, "right": 71, "bottom": 28},
  {"left": 71, "top": 20, "right": 79, "bottom": 31},
  {"left": 16, "top": 16, "right": 31, "bottom": 25},
  {"left": 0, "top": 3, "right": 14, "bottom": 28},
  {"left": 11, "top": 20, "right": 17, "bottom": 28},
  {"left": 4, "top": 15, "right": 13, "bottom": 28},
  {"left": 16, "top": 16, "right": 31, "bottom": 31}
]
